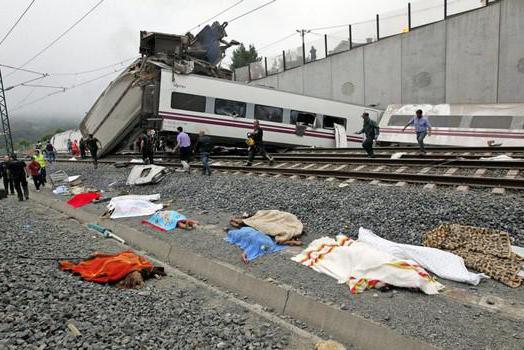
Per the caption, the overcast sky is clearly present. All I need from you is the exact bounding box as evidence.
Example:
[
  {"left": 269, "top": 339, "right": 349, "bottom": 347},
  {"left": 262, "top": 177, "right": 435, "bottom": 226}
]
[{"left": 0, "top": 0, "right": 453, "bottom": 123}]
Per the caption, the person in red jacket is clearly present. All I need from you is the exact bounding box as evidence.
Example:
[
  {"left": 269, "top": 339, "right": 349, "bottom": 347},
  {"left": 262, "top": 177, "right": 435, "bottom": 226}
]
[{"left": 27, "top": 158, "right": 41, "bottom": 191}]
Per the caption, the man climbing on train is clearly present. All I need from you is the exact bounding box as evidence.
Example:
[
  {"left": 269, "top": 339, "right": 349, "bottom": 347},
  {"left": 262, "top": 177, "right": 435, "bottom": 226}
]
[
  {"left": 402, "top": 109, "right": 432, "bottom": 153},
  {"left": 356, "top": 112, "right": 380, "bottom": 157},
  {"left": 245, "top": 120, "right": 274, "bottom": 166}
]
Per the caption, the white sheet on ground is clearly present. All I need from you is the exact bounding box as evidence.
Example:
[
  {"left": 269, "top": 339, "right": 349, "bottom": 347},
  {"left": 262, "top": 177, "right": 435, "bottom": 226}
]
[
  {"left": 67, "top": 175, "right": 81, "bottom": 183},
  {"left": 357, "top": 227, "right": 487, "bottom": 285},
  {"left": 110, "top": 194, "right": 161, "bottom": 202},
  {"left": 479, "top": 155, "right": 514, "bottom": 161},
  {"left": 292, "top": 234, "right": 445, "bottom": 295},
  {"left": 334, "top": 124, "right": 348, "bottom": 148},
  {"left": 107, "top": 198, "right": 163, "bottom": 219},
  {"left": 391, "top": 152, "right": 407, "bottom": 159}
]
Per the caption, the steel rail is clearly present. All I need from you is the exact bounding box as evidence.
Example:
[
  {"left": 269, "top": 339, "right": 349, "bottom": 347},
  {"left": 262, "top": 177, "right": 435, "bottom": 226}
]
[
  {"left": 55, "top": 159, "right": 524, "bottom": 190},
  {"left": 289, "top": 146, "right": 524, "bottom": 152}
]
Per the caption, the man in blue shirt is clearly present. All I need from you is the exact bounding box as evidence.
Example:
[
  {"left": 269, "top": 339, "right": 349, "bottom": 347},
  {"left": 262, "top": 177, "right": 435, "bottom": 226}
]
[{"left": 402, "top": 109, "right": 432, "bottom": 153}]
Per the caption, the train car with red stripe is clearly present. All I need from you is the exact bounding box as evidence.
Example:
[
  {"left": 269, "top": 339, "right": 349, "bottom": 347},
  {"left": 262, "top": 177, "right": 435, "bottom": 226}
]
[
  {"left": 378, "top": 104, "right": 524, "bottom": 147},
  {"left": 158, "top": 69, "right": 383, "bottom": 148}
]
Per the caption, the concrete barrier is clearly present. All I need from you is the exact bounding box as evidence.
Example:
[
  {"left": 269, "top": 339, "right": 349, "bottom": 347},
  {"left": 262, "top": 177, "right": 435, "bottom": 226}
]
[{"left": 33, "top": 191, "right": 436, "bottom": 350}]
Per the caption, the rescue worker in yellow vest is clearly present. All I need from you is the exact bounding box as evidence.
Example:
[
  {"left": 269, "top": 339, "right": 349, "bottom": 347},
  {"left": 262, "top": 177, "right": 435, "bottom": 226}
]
[{"left": 33, "top": 149, "right": 47, "bottom": 187}]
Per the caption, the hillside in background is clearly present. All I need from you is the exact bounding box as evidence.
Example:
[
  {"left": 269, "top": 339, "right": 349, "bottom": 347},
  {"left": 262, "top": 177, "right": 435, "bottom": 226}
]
[{"left": 8, "top": 115, "right": 81, "bottom": 148}]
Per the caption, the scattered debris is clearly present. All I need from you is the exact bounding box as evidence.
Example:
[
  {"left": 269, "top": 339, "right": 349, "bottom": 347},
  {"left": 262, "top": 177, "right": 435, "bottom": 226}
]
[
  {"left": 315, "top": 340, "right": 346, "bottom": 350},
  {"left": 65, "top": 320, "right": 82, "bottom": 337},
  {"left": 86, "top": 223, "right": 126, "bottom": 244},
  {"left": 66, "top": 192, "right": 101, "bottom": 208},
  {"left": 390, "top": 152, "right": 407, "bottom": 159},
  {"left": 126, "top": 165, "right": 168, "bottom": 185}
]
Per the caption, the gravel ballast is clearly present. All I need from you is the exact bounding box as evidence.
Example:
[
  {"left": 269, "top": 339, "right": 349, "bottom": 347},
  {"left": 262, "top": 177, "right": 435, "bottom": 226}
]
[
  {"left": 43, "top": 161, "right": 524, "bottom": 349},
  {"left": 0, "top": 196, "right": 319, "bottom": 350}
]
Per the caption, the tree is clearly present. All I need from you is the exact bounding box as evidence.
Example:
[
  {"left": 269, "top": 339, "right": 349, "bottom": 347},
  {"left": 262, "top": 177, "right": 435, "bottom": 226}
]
[{"left": 229, "top": 44, "right": 261, "bottom": 70}]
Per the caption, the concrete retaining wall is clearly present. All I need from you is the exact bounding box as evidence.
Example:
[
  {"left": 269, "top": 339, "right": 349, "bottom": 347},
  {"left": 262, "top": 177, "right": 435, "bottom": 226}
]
[{"left": 250, "top": 0, "right": 524, "bottom": 107}]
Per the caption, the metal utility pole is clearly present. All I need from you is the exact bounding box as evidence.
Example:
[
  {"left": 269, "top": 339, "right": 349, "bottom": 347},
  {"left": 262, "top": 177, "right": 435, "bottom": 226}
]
[
  {"left": 0, "top": 68, "right": 14, "bottom": 155},
  {"left": 296, "top": 29, "right": 311, "bottom": 64}
]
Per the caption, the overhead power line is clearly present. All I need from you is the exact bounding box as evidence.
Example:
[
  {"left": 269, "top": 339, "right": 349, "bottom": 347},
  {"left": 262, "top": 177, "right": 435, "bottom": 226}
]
[
  {"left": 7, "top": 0, "right": 106, "bottom": 78},
  {"left": 50, "top": 56, "right": 138, "bottom": 76},
  {"left": 0, "top": 63, "right": 46, "bottom": 76},
  {"left": 4, "top": 75, "right": 47, "bottom": 91},
  {"left": 11, "top": 67, "right": 124, "bottom": 112},
  {"left": 0, "top": 0, "right": 37, "bottom": 47},
  {"left": 227, "top": 0, "right": 277, "bottom": 23},
  {"left": 187, "top": 0, "right": 246, "bottom": 32},
  {"left": 258, "top": 32, "right": 298, "bottom": 51}
]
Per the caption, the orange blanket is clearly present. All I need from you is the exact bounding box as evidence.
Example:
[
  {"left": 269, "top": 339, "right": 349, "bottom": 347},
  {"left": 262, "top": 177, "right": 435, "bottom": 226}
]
[{"left": 59, "top": 251, "right": 154, "bottom": 283}]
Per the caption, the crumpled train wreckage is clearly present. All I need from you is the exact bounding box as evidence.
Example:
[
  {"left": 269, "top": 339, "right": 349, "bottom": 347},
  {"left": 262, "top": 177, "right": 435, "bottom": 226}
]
[{"left": 79, "top": 22, "right": 239, "bottom": 157}]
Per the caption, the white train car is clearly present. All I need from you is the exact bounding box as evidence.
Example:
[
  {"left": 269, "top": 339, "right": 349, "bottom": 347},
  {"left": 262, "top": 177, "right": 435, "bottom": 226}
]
[
  {"left": 378, "top": 104, "right": 524, "bottom": 147},
  {"left": 158, "top": 70, "right": 383, "bottom": 148}
]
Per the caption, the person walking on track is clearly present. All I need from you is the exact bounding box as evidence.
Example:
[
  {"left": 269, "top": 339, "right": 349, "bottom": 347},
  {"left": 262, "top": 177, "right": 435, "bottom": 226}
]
[
  {"left": 356, "top": 112, "right": 380, "bottom": 157},
  {"left": 27, "top": 157, "right": 42, "bottom": 192},
  {"left": 141, "top": 131, "right": 155, "bottom": 165},
  {"left": 402, "top": 109, "right": 432, "bottom": 153},
  {"left": 245, "top": 120, "right": 273, "bottom": 166},
  {"left": 174, "top": 127, "right": 192, "bottom": 173},
  {"left": 86, "top": 134, "right": 102, "bottom": 169},
  {"left": 7, "top": 154, "right": 29, "bottom": 201},
  {"left": 195, "top": 130, "right": 213, "bottom": 176}
]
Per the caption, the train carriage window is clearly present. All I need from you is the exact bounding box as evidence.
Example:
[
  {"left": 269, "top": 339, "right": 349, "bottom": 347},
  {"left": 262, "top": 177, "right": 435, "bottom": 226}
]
[
  {"left": 214, "top": 98, "right": 246, "bottom": 118},
  {"left": 290, "top": 110, "right": 316, "bottom": 127},
  {"left": 323, "top": 116, "right": 347, "bottom": 129},
  {"left": 471, "top": 115, "right": 513, "bottom": 129},
  {"left": 171, "top": 92, "right": 206, "bottom": 112},
  {"left": 254, "top": 104, "right": 283, "bottom": 123},
  {"left": 427, "top": 115, "right": 462, "bottom": 127},
  {"left": 388, "top": 115, "right": 413, "bottom": 126}
]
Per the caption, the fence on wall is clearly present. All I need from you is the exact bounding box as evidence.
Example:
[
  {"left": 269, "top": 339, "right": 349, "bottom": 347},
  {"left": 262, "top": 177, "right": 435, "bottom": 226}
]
[{"left": 233, "top": 0, "right": 498, "bottom": 82}]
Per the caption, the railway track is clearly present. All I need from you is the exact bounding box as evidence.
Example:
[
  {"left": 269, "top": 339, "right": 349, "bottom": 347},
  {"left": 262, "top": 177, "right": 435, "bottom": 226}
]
[{"left": 56, "top": 153, "right": 524, "bottom": 192}]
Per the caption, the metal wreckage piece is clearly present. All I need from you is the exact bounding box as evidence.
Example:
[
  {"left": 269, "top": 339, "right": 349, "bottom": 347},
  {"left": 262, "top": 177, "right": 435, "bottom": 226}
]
[{"left": 79, "top": 22, "right": 239, "bottom": 156}]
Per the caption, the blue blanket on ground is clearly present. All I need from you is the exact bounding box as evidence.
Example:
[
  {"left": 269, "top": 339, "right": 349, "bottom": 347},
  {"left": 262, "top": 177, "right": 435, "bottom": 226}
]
[
  {"left": 145, "top": 211, "right": 187, "bottom": 231},
  {"left": 225, "top": 227, "right": 286, "bottom": 261}
]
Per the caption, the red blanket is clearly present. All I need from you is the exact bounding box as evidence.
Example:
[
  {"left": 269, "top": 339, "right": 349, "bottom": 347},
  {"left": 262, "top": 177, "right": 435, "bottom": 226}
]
[
  {"left": 59, "top": 251, "right": 154, "bottom": 283},
  {"left": 67, "top": 192, "right": 101, "bottom": 208}
]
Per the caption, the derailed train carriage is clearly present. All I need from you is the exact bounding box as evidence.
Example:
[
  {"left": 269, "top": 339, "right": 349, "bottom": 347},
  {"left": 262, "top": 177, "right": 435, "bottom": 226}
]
[
  {"left": 79, "top": 24, "right": 382, "bottom": 157},
  {"left": 378, "top": 104, "right": 524, "bottom": 147}
]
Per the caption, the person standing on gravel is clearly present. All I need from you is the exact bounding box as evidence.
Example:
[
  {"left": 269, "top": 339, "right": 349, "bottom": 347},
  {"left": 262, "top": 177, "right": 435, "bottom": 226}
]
[
  {"left": 27, "top": 157, "right": 42, "bottom": 192},
  {"left": 174, "top": 127, "right": 191, "bottom": 173},
  {"left": 7, "top": 154, "right": 29, "bottom": 201},
  {"left": 1, "top": 155, "right": 15, "bottom": 196},
  {"left": 86, "top": 134, "right": 102, "bottom": 169},
  {"left": 33, "top": 150, "right": 47, "bottom": 187},
  {"left": 195, "top": 130, "right": 213, "bottom": 176},
  {"left": 402, "top": 109, "right": 432, "bottom": 153},
  {"left": 356, "top": 113, "right": 380, "bottom": 157},
  {"left": 245, "top": 120, "right": 273, "bottom": 166},
  {"left": 44, "top": 141, "right": 56, "bottom": 163},
  {"left": 79, "top": 138, "right": 87, "bottom": 159}
]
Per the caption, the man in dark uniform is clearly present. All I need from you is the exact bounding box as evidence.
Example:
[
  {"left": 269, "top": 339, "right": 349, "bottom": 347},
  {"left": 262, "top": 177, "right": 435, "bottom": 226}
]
[
  {"left": 356, "top": 113, "right": 380, "bottom": 157},
  {"left": 245, "top": 120, "right": 274, "bottom": 166},
  {"left": 85, "top": 134, "right": 102, "bottom": 169},
  {"left": 79, "top": 137, "right": 87, "bottom": 159},
  {"left": 7, "top": 154, "right": 29, "bottom": 201},
  {"left": 1, "top": 155, "right": 15, "bottom": 196},
  {"left": 141, "top": 131, "right": 154, "bottom": 165}
]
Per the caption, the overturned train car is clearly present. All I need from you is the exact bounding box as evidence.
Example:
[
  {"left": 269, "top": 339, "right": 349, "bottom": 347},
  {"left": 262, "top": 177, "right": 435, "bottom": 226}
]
[{"left": 80, "top": 24, "right": 384, "bottom": 156}]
